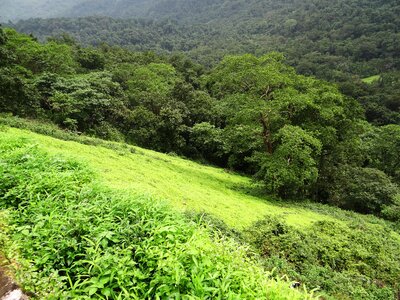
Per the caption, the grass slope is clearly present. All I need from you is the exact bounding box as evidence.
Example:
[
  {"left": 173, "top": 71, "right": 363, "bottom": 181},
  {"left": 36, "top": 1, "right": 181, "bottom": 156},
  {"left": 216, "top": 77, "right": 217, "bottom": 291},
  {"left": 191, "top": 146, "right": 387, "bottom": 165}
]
[
  {"left": 1, "top": 121, "right": 399, "bottom": 299},
  {"left": 0, "top": 130, "right": 313, "bottom": 299},
  {"left": 2, "top": 126, "right": 339, "bottom": 229}
]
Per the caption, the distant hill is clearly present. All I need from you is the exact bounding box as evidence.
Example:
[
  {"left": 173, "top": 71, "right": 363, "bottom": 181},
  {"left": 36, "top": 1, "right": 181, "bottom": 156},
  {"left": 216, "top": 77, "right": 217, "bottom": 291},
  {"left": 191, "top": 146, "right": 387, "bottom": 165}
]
[
  {"left": 4, "top": 0, "right": 400, "bottom": 125},
  {"left": 0, "top": 0, "right": 159, "bottom": 21},
  {"left": 66, "top": 0, "right": 160, "bottom": 19},
  {"left": 9, "top": 0, "right": 400, "bottom": 76}
]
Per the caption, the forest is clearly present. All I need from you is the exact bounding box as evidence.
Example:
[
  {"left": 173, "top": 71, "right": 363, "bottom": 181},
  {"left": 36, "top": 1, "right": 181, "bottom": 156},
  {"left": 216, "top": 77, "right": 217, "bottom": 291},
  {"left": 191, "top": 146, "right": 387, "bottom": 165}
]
[
  {"left": 8, "top": 0, "right": 400, "bottom": 125},
  {"left": 1, "top": 26, "right": 399, "bottom": 220}
]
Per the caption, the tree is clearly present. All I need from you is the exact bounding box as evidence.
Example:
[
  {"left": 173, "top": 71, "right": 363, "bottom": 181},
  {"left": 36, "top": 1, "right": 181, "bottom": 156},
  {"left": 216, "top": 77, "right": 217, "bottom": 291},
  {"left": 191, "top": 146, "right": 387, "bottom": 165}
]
[
  {"left": 0, "top": 66, "right": 39, "bottom": 115},
  {"left": 77, "top": 47, "right": 105, "bottom": 70},
  {"left": 206, "top": 53, "right": 355, "bottom": 197},
  {"left": 255, "top": 125, "right": 322, "bottom": 197},
  {"left": 45, "top": 72, "right": 124, "bottom": 132},
  {"left": 3, "top": 28, "right": 77, "bottom": 74},
  {"left": 190, "top": 122, "right": 226, "bottom": 164},
  {"left": 0, "top": 26, "right": 6, "bottom": 45},
  {"left": 369, "top": 125, "right": 400, "bottom": 183},
  {"left": 124, "top": 63, "right": 192, "bottom": 152},
  {"left": 0, "top": 26, "right": 12, "bottom": 67}
]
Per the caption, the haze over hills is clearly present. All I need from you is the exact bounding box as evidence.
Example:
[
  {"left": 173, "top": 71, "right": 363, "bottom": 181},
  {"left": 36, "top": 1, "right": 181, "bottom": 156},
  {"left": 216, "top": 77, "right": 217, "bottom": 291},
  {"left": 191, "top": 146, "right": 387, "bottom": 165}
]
[
  {"left": 0, "top": 0, "right": 158, "bottom": 21},
  {"left": 0, "top": 0, "right": 249, "bottom": 22},
  {"left": 0, "top": 0, "right": 82, "bottom": 21},
  {"left": 5, "top": 0, "right": 399, "bottom": 25}
]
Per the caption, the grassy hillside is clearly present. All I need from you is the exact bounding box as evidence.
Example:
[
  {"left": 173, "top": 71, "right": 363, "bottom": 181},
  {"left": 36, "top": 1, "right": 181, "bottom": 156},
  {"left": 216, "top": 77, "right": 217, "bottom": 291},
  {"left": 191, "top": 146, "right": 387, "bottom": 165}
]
[
  {"left": 0, "top": 126, "right": 348, "bottom": 230},
  {"left": 0, "top": 124, "right": 314, "bottom": 299},
  {"left": 1, "top": 119, "right": 400, "bottom": 299},
  {"left": 1, "top": 118, "right": 398, "bottom": 231}
]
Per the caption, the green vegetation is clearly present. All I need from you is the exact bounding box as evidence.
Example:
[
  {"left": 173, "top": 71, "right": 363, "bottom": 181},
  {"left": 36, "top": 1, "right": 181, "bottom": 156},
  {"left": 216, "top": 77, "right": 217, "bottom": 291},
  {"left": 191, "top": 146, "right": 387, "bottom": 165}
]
[
  {"left": 1, "top": 125, "right": 399, "bottom": 299},
  {"left": 245, "top": 217, "right": 400, "bottom": 299},
  {"left": 0, "top": 121, "right": 335, "bottom": 229},
  {"left": 1, "top": 23, "right": 400, "bottom": 299},
  {"left": 8, "top": 0, "right": 400, "bottom": 125},
  {"left": 361, "top": 75, "right": 381, "bottom": 84},
  {"left": 0, "top": 210, "right": 19, "bottom": 274},
  {"left": 0, "top": 27, "right": 399, "bottom": 220},
  {"left": 0, "top": 128, "right": 312, "bottom": 299},
  {"left": 358, "top": 72, "right": 400, "bottom": 125}
]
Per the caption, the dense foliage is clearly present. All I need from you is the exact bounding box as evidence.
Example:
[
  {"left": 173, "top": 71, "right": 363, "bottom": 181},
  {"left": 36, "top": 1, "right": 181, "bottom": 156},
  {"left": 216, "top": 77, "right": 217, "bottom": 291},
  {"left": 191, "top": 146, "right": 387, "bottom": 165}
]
[
  {"left": 7, "top": 0, "right": 400, "bottom": 124},
  {"left": 0, "top": 131, "right": 312, "bottom": 299},
  {"left": 1, "top": 3, "right": 400, "bottom": 298},
  {"left": 188, "top": 207, "right": 400, "bottom": 299},
  {"left": 244, "top": 216, "right": 400, "bottom": 300},
  {"left": 198, "top": 210, "right": 400, "bottom": 299},
  {"left": 0, "top": 27, "right": 399, "bottom": 220}
]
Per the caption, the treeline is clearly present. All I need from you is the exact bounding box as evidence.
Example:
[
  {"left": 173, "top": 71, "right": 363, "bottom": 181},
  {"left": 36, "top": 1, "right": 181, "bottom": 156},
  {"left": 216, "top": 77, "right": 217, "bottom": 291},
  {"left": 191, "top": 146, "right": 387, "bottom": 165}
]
[{"left": 0, "top": 27, "right": 399, "bottom": 221}]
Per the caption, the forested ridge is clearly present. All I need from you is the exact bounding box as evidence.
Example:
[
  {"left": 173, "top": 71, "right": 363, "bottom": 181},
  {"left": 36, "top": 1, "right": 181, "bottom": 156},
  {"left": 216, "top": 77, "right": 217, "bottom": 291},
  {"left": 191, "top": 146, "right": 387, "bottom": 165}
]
[{"left": 7, "top": 0, "right": 400, "bottom": 125}]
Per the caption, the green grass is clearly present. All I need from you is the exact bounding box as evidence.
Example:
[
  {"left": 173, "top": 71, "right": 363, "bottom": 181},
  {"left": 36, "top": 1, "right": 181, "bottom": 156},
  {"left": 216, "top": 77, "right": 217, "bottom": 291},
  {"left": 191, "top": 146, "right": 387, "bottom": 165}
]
[
  {"left": 0, "top": 131, "right": 315, "bottom": 299},
  {"left": 1, "top": 126, "right": 339, "bottom": 229},
  {"left": 1, "top": 121, "right": 399, "bottom": 299},
  {"left": 361, "top": 75, "right": 381, "bottom": 84},
  {"left": 1, "top": 118, "right": 398, "bottom": 235}
]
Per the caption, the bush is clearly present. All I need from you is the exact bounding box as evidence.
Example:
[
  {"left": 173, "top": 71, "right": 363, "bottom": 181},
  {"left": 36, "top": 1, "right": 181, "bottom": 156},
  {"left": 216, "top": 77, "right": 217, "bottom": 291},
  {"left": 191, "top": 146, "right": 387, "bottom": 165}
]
[
  {"left": 91, "top": 121, "right": 125, "bottom": 142},
  {"left": 326, "top": 165, "right": 398, "bottom": 214},
  {"left": 244, "top": 216, "right": 400, "bottom": 300},
  {"left": 381, "top": 194, "right": 400, "bottom": 222}
]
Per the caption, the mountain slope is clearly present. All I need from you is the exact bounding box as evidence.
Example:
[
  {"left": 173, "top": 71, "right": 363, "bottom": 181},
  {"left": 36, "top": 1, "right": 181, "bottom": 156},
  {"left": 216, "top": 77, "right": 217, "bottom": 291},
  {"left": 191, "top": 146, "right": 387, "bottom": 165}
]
[
  {"left": 1, "top": 119, "right": 396, "bottom": 231},
  {"left": 1, "top": 125, "right": 334, "bottom": 229},
  {"left": 9, "top": 0, "right": 399, "bottom": 126},
  {"left": 9, "top": 0, "right": 400, "bottom": 78},
  {"left": 67, "top": 0, "right": 159, "bottom": 19},
  {"left": 1, "top": 125, "right": 312, "bottom": 299},
  {"left": 1, "top": 120, "right": 400, "bottom": 299}
]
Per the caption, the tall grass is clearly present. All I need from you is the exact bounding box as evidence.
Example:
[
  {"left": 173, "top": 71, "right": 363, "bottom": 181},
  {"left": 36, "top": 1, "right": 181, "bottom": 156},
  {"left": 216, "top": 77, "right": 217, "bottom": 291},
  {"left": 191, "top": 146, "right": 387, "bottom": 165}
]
[{"left": 0, "top": 134, "right": 314, "bottom": 299}]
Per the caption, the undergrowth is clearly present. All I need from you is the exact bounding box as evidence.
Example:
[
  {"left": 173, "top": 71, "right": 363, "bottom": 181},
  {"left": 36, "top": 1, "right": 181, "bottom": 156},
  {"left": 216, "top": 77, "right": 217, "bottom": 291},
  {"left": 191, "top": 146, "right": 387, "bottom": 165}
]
[
  {"left": 186, "top": 211, "right": 400, "bottom": 299},
  {"left": 2, "top": 123, "right": 399, "bottom": 299},
  {"left": 245, "top": 216, "right": 400, "bottom": 300},
  {"left": 0, "top": 133, "right": 313, "bottom": 299},
  {"left": 0, "top": 211, "right": 17, "bottom": 271}
]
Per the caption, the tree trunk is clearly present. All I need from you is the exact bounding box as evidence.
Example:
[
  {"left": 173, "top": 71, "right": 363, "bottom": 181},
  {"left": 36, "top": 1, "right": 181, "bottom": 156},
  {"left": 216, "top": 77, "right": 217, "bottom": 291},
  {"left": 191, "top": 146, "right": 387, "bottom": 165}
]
[{"left": 259, "top": 112, "right": 273, "bottom": 154}]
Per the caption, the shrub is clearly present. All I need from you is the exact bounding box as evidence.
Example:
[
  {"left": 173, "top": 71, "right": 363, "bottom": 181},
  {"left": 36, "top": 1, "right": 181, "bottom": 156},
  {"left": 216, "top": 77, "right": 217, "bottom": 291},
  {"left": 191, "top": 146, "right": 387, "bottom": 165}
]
[
  {"left": 326, "top": 165, "right": 398, "bottom": 214},
  {"left": 381, "top": 194, "right": 400, "bottom": 222},
  {"left": 244, "top": 216, "right": 400, "bottom": 300}
]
